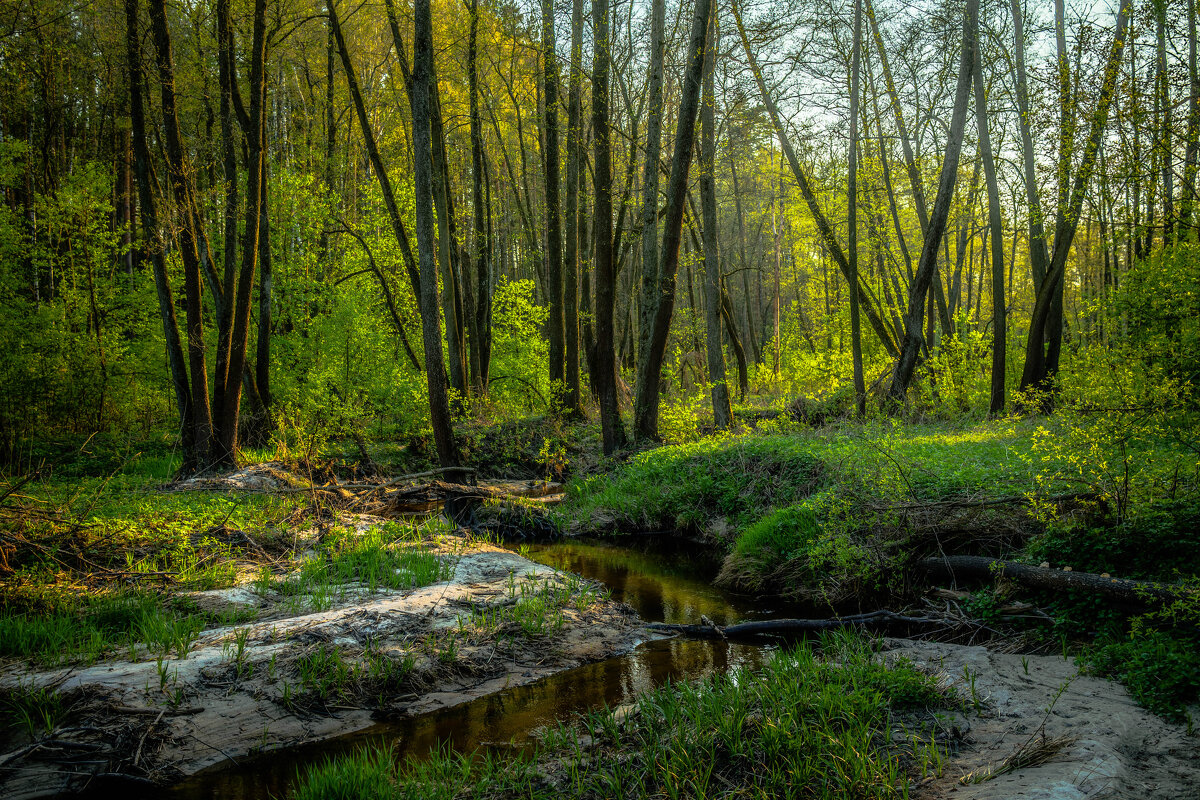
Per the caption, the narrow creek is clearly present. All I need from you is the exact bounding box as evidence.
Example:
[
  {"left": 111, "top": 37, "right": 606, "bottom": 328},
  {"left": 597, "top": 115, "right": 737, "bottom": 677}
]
[{"left": 161, "top": 536, "right": 797, "bottom": 800}]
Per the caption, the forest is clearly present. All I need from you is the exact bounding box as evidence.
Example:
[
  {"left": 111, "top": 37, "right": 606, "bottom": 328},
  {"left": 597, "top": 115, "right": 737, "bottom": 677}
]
[{"left": 1, "top": 0, "right": 1199, "bottom": 797}]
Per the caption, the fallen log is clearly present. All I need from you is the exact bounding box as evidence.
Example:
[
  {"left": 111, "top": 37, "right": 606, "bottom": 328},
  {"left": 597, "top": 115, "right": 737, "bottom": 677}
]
[
  {"left": 916, "top": 555, "right": 1189, "bottom": 607},
  {"left": 646, "top": 609, "right": 947, "bottom": 640}
]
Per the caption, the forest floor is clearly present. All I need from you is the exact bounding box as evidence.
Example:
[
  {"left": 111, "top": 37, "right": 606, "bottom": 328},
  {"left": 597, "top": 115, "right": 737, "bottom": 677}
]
[
  {"left": 0, "top": 466, "right": 644, "bottom": 798},
  {"left": 2, "top": 408, "right": 1199, "bottom": 798}
]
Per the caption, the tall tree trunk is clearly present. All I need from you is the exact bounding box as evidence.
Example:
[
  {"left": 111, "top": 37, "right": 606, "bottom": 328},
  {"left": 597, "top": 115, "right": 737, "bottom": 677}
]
[
  {"left": 1009, "top": 0, "right": 1050, "bottom": 294},
  {"left": 1182, "top": 0, "right": 1199, "bottom": 241},
  {"left": 126, "top": 0, "right": 194, "bottom": 470},
  {"left": 637, "top": 0, "right": 666, "bottom": 406},
  {"left": 212, "top": 0, "right": 239, "bottom": 436},
  {"left": 256, "top": 125, "right": 272, "bottom": 412},
  {"left": 430, "top": 89, "right": 468, "bottom": 403},
  {"left": 633, "top": 0, "right": 714, "bottom": 442},
  {"left": 468, "top": 0, "right": 491, "bottom": 393},
  {"left": 1020, "top": 0, "right": 1131, "bottom": 396},
  {"left": 148, "top": 0, "right": 214, "bottom": 466},
  {"left": 729, "top": 156, "right": 760, "bottom": 362},
  {"left": 848, "top": 0, "right": 866, "bottom": 417},
  {"left": 719, "top": 283, "right": 749, "bottom": 397},
  {"left": 1156, "top": 0, "right": 1174, "bottom": 241},
  {"left": 543, "top": 0, "right": 565, "bottom": 400},
  {"left": 214, "top": 0, "right": 267, "bottom": 467},
  {"left": 700, "top": 5, "right": 731, "bottom": 429},
  {"left": 563, "top": 0, "right": 584, "bottom": 414},
  {"left": 411, "top": 0, "right": 459, "bottom": 467},
  {"left": 592, "top": 0, "right": 626, "bottom": 453},
  {"left": 975, "top": 13, "right": 1005, "bottom": 414},
  {"left": 888, "top": 0, "right": 977, "bottom": 403},
  {"left": 1044, "top": 0, "right": 1074, "bottom": 381}
]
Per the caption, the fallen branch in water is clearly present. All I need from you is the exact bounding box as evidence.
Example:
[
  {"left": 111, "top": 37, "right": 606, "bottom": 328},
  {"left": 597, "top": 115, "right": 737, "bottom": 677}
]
[
  {"left": 916, "top": 555, "right": 1190, "bottom": 607},
  {"left": 646, "top": 609, "right": 947, "bottom": 640}
]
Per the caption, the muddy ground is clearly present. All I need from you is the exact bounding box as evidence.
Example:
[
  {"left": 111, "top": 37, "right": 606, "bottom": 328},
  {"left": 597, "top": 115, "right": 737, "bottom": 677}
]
[{"left": 0, "top": 518, "right": 645, "bottom": 799}]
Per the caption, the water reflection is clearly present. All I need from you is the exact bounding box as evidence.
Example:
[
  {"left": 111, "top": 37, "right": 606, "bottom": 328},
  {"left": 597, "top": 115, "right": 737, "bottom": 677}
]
[{"left": 159, "top": 536, "right": 778, "bottom": 800}]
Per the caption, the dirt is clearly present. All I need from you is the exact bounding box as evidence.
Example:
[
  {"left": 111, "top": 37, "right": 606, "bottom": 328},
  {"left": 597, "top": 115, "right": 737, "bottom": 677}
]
[
  {"left": 884, "top": 639, "right": 1200, "bottom": 800},
  {"left": 0, "top": 524, "right": 644, "bottom": 799}
]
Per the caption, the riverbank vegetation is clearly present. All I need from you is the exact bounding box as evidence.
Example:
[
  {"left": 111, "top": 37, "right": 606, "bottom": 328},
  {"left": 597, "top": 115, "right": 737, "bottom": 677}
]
[{"left": 292, "top": 632, "right": 956, "bottom": 800}]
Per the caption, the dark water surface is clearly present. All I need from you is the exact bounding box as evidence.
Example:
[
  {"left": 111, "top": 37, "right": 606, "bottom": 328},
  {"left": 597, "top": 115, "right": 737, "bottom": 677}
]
[{"left": 161, "top": 537, "right": 785, "bottom": 800}]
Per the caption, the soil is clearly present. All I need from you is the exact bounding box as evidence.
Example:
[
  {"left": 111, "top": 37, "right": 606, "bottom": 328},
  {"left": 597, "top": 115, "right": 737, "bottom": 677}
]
[
  {"left": 0, "top": 523, "right": 645, "bottom": 799},
  {"left": 885, "top": 639, "right": 1200, "bottom": 800}
]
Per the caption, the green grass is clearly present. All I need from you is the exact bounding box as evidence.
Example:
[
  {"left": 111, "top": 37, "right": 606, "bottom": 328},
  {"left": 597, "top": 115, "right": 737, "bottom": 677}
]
[
  {"left": 0, "top": 589, "right": 254, "bottom": 665},
  {"left": 290, "top": 632, "right": 954, "bottom": 800},
  {"left": 268, "top": 519, "right": 457, "bottom": 610}
]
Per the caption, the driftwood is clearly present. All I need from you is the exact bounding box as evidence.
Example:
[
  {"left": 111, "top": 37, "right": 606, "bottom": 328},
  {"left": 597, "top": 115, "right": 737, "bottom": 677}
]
[
  {"left": 647, "top": 609, "right": 946, "bottom": 640},
  {"left": 917, "top": 555, "right": 1189, "bottom": 607}
]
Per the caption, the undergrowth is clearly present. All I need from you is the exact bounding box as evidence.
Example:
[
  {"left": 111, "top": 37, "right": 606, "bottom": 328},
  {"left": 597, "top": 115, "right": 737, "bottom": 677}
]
[{"left": 291, "top": 632, "right": 956, "bottom": 800}]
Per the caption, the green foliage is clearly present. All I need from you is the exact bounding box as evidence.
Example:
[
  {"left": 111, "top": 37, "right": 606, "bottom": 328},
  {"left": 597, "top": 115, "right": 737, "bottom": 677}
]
[
  {"left": 914, "top": 328, "right": 998, "bottom": 417},
  {"left": 0, "top": 152, "right": 173, "bottom": 464},
  {"left": 733, "top": 501, "right": 822, "bottom": 561},
  {"left": 564, "top": 434, "right": 825, "bottom": 534},
  {"left": 1113, "top": 243, "right": 1200, "bottom": 396},
  {"left": 291, "top": 633, "right": 950, "bottom": 800},
  {"left": 1083, "top": 621, "right": 1200, "bottom": 722},
  {"left": 1, "top": 683, "right": 66, "bottom": 739},
  {"left": 487, "top": 278, "right": 550, "bottom": 413},
  {"left": 1024, "top": 501, "right": 1200, "bottom": 582}
]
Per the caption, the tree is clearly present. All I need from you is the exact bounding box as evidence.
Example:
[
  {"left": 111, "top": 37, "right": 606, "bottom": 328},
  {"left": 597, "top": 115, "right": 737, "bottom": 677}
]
[
  {"left": 634, "top": 0, "right": 713, "bottom": 442},
  {"left": 543, "top": 0, "right": 565, "bottom": 401},
  {"left": 848, "top": 0, "right": 866, "bottom": 418},
  {"left": 592, "top": 0, "right": 626, "bottom": 454},
  {"left": 974, "top": 0, "right": 1005, "bottom": 414},
  {"left": 124, "top": 0, "right": 193, "bottom": 470},
  {"left": 1019, "top": 0, "right": 1132, "bottom": 397},
  {"left": 411, "top": 0, "right": 460, "bottom": 467},
  {"left": 887, "top": 0, "right": 977, "bottom": 403},
  {"left": 701, "top": 3, "right": 731, "bottom": 429},
  {"left": 563, "top": 0, "right": 585, "bottom": 415}
]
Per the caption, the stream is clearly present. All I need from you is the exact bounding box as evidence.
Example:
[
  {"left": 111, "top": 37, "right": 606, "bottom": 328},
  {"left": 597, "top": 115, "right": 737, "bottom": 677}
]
[{"left": 161, "top": 536, "right": 796, "bottom": 800}]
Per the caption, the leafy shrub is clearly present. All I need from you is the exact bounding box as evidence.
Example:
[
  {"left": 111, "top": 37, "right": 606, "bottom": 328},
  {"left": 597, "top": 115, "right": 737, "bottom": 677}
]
[
  {"left": 1083, "top": 629, "right": 1200, "bottom": 722},
  {"left": 1024, "top": 500, "right": 1200, "bottom": 581}
]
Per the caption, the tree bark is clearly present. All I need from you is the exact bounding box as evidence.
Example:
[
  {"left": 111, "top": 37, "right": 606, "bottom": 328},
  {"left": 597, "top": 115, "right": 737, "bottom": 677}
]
[
  {"left": 468, "top": 0, "right": 491, "bottom": 394},
  {"left": 563, "top": 0, "right": 584, "bottom": 415},
  {"left": 1183, "top": 0, "right": 1199, "bottom": 240},
  {"left": 411, "top": 0, "right": 460, "bottom": 467},
  {"left": 700, "top": 6, "right": 731, "bottom": 430},
  {"left": 147, "top": 0, "right": 214, "bottom": 467},
  {"left": 634, "top": 0, "right": 714, "bottom": 441},
  {"left": 592, "top": 0, "right": 626, "bottom": 454},
  {"left": 974, "top": 16, "right": 1005, "bottom": 415},
  {"left": 917, "top": 555, "right": 1189, "bottom": 609},
  {"left": 848, "top": 0, "right": 866, "bottom": 417},
  {"left": 1009, "top": 0, "right": 1051, "bottom": 297},
  {"left": 213, "top": 0, "right": 267, "bottom": 467},
  {"left": 887, "top": 0, "right": 976, "bottom": 403},
  {"left": 1156, "top": 0, "right": 1174, "bottom": 242},
  {"left": 125, "top": 0, "right": 194, "bottom": 471},
  {"left": 637, "top": 0, "right": 666, "bottom": 418},
  {"left": 543, "top": 0, "right": 565, "bottom": 401}
]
